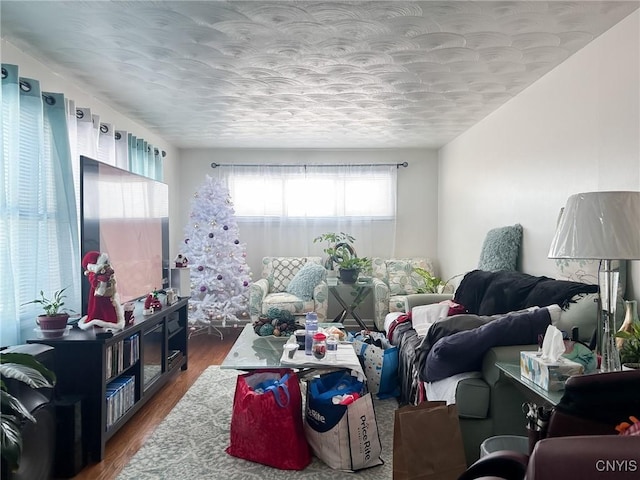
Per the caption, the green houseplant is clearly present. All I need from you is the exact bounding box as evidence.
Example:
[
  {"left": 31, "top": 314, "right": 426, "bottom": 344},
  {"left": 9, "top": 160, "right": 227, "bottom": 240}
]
[
  {"left": 1, "top": 352, "right": 56, "bottom": 473},
  {"left": 313, "top": 232, "right": 356, "bottom": 270},
  {"left": 22, "top": 288, "right": 72, "bottom": 335},
  {"left": 413, "top": 267, "right": 449, "bottom": 294},
  {"left": 334, "top": 246, "right": 371, "bottom": 284},
  {"left": 615, "top": 320, "right": 640, "bottom": 369}
]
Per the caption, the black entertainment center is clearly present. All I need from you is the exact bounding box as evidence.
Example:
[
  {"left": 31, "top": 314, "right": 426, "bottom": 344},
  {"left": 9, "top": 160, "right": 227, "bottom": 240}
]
[
  {"left": 24, "top": 156, "right": 188, "bottom": 470},
  {"left": 28, "top": 297, "right": 189, "bottom": 464}
]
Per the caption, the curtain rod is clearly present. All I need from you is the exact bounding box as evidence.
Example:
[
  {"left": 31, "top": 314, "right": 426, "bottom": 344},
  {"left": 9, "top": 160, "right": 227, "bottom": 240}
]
[{"left": 210, "top": 161, "right": 408, "bottom": 169}]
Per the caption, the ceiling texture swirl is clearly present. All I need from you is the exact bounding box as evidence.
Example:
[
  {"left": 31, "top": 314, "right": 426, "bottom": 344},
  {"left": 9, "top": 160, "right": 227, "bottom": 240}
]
[{"left": 2, "top": 1, "right": 638, "bottom": 149}]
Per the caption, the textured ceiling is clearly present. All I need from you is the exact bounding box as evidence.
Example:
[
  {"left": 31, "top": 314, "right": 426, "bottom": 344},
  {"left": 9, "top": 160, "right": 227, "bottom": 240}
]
[{"left": 2, "top": 1, "right": 638, "bottom": 149}]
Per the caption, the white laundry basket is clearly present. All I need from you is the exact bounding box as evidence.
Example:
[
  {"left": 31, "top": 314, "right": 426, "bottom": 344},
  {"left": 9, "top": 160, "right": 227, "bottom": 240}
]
[{"left": 480, "top": 435, "right": 529, "bottom": 458}]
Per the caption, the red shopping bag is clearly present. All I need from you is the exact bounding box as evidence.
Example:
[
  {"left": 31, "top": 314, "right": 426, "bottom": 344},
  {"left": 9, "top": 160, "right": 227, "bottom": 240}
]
[{"left": 226, "top": 368, "right": 311, "bottom": 470}]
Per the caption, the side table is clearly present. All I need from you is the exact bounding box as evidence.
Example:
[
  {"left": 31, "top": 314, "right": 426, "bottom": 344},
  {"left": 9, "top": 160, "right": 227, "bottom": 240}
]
[{"left": 328, "top": 280, "right": 374, "bottom": 330}]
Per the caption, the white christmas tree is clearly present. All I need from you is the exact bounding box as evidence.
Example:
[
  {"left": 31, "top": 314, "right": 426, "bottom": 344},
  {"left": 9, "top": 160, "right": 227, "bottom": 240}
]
[{"left": 181, "top": 176, "right": 251, "bottom": 329}]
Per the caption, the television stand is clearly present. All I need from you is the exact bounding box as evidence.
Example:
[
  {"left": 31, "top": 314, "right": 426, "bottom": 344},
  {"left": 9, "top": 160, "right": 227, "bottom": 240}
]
[{"left": 28, "top": 297, "right": 189, "bottom": 462}]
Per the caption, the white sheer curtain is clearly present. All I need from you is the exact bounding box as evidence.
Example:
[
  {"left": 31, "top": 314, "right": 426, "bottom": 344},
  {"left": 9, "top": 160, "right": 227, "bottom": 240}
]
[{"left": 215, "top": 164, "right": 397, "bottom": 278}]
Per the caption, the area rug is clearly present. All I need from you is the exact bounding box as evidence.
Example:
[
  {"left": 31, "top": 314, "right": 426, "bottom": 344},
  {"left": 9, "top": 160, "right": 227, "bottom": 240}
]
[{"left": 117, "top": 366, "right": 397, "bottom": 479}]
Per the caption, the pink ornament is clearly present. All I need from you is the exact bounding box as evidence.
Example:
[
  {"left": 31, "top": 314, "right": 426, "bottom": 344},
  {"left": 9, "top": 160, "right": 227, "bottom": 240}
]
[
  {"left": 243, "top": 281, "right": 249, "bottom": 287},
  {"left": 200, "top": 285, "right": 207, "bottom": 292}
]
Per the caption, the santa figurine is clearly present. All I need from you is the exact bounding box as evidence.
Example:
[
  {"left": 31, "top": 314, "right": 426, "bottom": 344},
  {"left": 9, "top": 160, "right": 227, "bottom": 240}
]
[{"left": 79, "top": 250, "right": 125, "bottom": 330}]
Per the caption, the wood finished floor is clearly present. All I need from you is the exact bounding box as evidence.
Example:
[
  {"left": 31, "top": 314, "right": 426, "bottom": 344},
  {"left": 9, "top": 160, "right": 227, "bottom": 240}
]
[{"left": 70, "top": 329, "right": 241, "bottom": 480}]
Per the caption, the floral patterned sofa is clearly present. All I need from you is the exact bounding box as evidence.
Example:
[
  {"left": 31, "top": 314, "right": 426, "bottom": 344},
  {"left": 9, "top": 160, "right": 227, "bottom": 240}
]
[
  {"left": 370, "top": 257, "right": 438, "bottom": 330},
  {"left": 249, "top": 256, "right": 329, "bottom": 320}
]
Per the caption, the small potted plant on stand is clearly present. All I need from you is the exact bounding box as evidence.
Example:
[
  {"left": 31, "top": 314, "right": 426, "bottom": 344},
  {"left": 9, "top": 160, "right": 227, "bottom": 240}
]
[
  {"left": 23, "top": 288, "right": 72, "bottom": 338},
  {"left": 335, "top": 247, "right": 371, "bottom": 284},
  {"left": 313, "top": 232, "right": 356, "bottom": 273}
]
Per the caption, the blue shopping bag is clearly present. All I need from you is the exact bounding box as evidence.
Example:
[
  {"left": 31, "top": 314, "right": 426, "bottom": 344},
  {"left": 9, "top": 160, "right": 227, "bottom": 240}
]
[{"left": 354, "top": 332, "right": 399, "bottom": 399}]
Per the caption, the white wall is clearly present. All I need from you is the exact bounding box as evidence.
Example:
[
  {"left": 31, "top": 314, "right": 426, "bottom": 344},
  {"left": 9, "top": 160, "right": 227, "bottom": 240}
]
[
  {"left": 438, "top": 10, "right": 640, "bottom": 300},
  {"left": 177, "top": 149, "right": 439, "bottom": 277},
  {"left": 1, "top": 40, "right": 182, "bottom": 244}
]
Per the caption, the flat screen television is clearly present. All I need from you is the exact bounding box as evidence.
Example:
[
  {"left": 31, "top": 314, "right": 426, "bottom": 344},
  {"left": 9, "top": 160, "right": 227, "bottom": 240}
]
[{"left": 80, "top": 156, "right": 169, "bottom": 315}]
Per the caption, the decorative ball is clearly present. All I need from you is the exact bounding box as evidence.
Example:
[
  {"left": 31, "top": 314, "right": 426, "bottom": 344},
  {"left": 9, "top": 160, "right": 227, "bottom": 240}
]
[
  {"left": 185, "top": 238, "right": 190, "bottom": 244},
  {"left": 229, "top": 253, "right": 234, "bottom": 257},
  {"left": 234, "top": 239, "right": 239, "bottom": 244},
  {"left": 194, "top": 223, "right": 199, "bottom": 229},
  {"left": 210, "top": 220, "right": 217, "bottom": 226},
  {"left": 217, "top": 274, "right": 223, "bottom": 280},
  {"left": 243, "top": 281, "right": 249, "bottom": 287},
  {"left": 194, "top": 192, "right": 199, "bottom": 198},
  {"left": 200, "top": 285, "right": 207, "bottom": 292},
  {"left": 216, "top": 252, "right": 221, "bottom": 257},
  {"left": 198, "top": 265, "right": 204, "bottom": 271},
  {"left": 209, "top": 233, "right": 214, "bottom": 238},
  {"left": 242, "top": 252, "right": 247, "bottom": 257},
  {"left": 217, "top": 314, "right": 223, "bottom": 320},
  {"left": 223, "top": 225, "right": 229, "bottom": 230}
]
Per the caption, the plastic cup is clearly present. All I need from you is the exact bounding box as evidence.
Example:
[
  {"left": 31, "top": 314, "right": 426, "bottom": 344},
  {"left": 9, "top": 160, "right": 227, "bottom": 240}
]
[
  {"left": 283, "top": 343, "right": 298, "bottom": 359},
  {"left": 326, "top": 334, "right": 338, "bottom": 362}
]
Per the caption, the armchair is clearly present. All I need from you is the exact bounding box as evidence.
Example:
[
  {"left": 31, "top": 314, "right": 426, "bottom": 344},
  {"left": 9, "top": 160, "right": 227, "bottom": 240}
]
[
  {"left": 249, "top": 256, "right": 328, "bottom": 320},
  {"left": 459, "top": 369, "right": 640, "bottom": 479},
  {"left": 459, "top": 435, "right": 640, "bottom": 480},
  {"left": 370, "top": 257, "right": 438, "bottom": 330}
]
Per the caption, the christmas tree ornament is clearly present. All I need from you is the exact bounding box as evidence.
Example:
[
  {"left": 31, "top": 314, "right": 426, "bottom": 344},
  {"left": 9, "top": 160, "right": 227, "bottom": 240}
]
[
  {"left": 198, "top": 265, "right": 204, "bottom": 271},
  {"left": 234, "top": 239, "right": 240, "bottom": 244},
  {"left": 223, "top": 225, "right": 229, "bottom": 230},
  {"left": 217, "top": 274, "right": 223, "bottom": 280}
]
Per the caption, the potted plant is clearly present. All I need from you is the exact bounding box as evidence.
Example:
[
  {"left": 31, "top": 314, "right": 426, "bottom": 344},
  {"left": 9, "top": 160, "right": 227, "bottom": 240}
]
[
  {"left": 22, "top": 288, "right": 72, "bottom": 336},
  {"left": 1, "top": 351, "right": 56, "bottom": 474},
  {"left": 334, "top": 246, "right": 371, "bottom": 284},
  {"left": 313, "top": 232, "right": 356, "bottom": 270},
  {"left": 615, "top": 320, "right": 640, "bottom": 370},
  {"left": 413, "top": 267, "right": 449, "bottom": 294}
]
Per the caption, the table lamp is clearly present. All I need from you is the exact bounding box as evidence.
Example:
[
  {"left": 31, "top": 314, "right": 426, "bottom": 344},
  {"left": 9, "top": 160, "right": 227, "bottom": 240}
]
[{"left": 548, "top": 191, "right": 640, "bottom": 372}]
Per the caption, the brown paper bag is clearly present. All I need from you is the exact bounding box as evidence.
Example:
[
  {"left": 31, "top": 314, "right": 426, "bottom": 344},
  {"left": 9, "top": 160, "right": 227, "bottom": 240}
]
[{"left": 393, "top": 401, "right": 467, "bottom": 480}]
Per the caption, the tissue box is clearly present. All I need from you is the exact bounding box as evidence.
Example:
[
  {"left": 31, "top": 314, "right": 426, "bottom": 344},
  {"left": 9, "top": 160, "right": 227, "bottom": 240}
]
[{"left": 520, "top": 351, "right": 584, "bottom": 391}]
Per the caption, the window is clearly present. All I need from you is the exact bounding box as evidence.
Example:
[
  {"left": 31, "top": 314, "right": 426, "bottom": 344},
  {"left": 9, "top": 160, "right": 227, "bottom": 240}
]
[{"left": 227, "top": 165, "right": 396, "bottom": 219}]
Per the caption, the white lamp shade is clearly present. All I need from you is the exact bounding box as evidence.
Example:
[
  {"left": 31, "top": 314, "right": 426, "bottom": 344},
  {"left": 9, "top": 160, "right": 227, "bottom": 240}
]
[{"left": 548, "top": 191, "right": 640, "bottom": 260}]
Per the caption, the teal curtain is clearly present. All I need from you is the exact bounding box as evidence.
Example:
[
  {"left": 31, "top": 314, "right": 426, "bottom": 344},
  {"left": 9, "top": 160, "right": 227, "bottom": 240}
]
[
  {"left": 0, "top": 64, "right": 80, "bottom": 345},
  {"left": 128, "top": 133, "right": 162, "bottom": 181}
]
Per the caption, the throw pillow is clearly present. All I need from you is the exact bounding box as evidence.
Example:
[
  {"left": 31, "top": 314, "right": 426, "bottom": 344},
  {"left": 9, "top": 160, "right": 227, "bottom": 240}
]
[
  {"left": 477, "top": 224, "right": 523, "bottom": 272},
  {"left": 386, "top": 258, "right": 433, "bottom": 295},
  {"left": 270, "top": 257, "right": 308, "bottom": 292},
  {"left": 286, "top": 262, "right": 326, "bottom": 300}
]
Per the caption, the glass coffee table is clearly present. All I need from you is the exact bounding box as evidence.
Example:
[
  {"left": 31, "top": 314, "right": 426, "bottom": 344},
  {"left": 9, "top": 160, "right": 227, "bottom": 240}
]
[{"left": 221, "top": 323, "right": 362, "bottom": 376}]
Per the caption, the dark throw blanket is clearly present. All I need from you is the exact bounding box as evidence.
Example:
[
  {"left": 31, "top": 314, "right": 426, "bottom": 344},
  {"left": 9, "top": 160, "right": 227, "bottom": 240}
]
[
  {"left": 423, "top": 307, "right": 553, "bottom": 382},
  {"left": 454, "top": 269, "right": 598, "bottom": 315}
]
